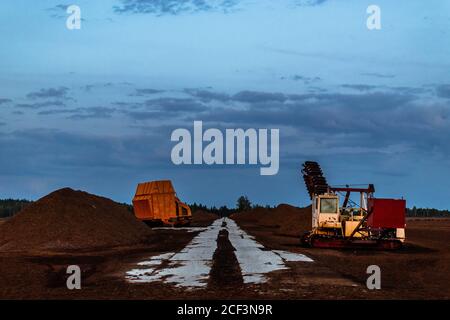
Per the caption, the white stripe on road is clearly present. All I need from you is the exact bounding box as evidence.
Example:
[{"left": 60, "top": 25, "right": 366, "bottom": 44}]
[{"left": 126, "top": 218, "right": 313, "bottom": 288}]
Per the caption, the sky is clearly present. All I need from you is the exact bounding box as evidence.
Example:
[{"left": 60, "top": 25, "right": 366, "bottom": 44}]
[{"left": 1, "top": 0, "right": 450, "bottom": 208}]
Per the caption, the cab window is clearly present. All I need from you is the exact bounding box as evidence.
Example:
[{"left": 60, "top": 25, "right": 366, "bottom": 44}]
[{"left": 320, "top": 198, "right": 338, "bottom": 213}]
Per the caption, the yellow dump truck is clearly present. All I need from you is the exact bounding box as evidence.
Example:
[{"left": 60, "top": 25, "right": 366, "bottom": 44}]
[{"left": 132, "top": 180, "right": 192, "bottom": 226}]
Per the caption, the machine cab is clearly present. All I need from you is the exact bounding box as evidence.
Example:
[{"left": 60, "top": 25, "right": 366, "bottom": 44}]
[{"left": 313, "top": 194, "right": 341, "bottom": 229}]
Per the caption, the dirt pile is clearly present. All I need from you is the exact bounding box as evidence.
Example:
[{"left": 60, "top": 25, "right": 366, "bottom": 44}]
[
  {"left": 0, "top": 188, "right": 152, "bottom": 253},
  {"left": 191, "top": 210, "right": 219, "bottom": 227},
  {"left": 231, "top": 204, "right": 311, "bottom": 237}
]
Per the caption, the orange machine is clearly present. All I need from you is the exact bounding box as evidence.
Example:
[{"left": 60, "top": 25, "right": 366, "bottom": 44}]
[{"left": 132, "top": 180, "right": 192, "bottom": 226}]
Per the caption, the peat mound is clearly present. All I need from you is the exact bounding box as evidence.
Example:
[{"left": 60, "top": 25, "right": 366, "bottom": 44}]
[
  {"left": 0, "top": 188, "right": 152, "bottom": 253},
  {"left": 231, "top": 204, "right": 312, "bottom": 236}
]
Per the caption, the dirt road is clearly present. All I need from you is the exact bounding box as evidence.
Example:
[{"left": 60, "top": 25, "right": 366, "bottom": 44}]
[{"left": 126, "top": 218, "right": 313, "bottom": 287}]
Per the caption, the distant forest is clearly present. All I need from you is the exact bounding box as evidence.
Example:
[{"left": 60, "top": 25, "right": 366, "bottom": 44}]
[
  {"left": 0, "top": 199, "right": 32, "bottom": 218},
  {"left": 406, "top": 207, "right": 450, "bottom": 218},
  {"left": 0, "top": 198, "right": 449, "bottom": 219}
]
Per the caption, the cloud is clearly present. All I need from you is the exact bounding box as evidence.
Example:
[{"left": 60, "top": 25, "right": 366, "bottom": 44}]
[
  {"left": 184, "top": 88, "right": 230, "bottom": 102},
  {"left": 26, "top": 87, "right": 70, "bottom": 100},
  {"left": 121, "top": 110, "right": 163, "bottom": 120},
  {"left": 112, "top": 0, "right": 328, "bottom": 16},
  {"left": 289, "top": 75, "right": 321, "bottom": 84},
  {"left": 16, "top": 101, "right": 66, "bottom": 109},
  {"left": 294, "top": 0, "right": 328, "bottom": 7},
  {"left": 294, "top": 0, "right": 328, "bottom": 6},
  {"left": 436, "top": 84, "right": 450, "bottom": 99},
  {"left": 0, "top": 98, "right": 12, "bottom": 105},
  {"left": 0, "top": 128, "right": 169, "bottom": 175},
  {"left": 361, "top": 72, "right": 396, "bottom": 79},
  {"left": 120, "top": 97, "right": 208, "bottom": 120},
  {"left": 2, "top": 84, "right": 450, "bottom": 207},
  {"left": 38, "top": 107, "right": 117, "bottom": 120},
  {"left": 46, "top": 4, "right": 87, "bottom": 21},
  {"left": 144, "top": 97, "right": 207, "bottom": 112},
  {"left": 68, "top": 107, "right": 116, "bottom": 120},
  {"left": 341, "top": 84, "right": 379, "bottom": 91},
  {"left": 178, "top": 89, "right": 450, "bottom": 161},
  {"left": 46, "top": 4, "right": 70, "bottom": 19},
  {"left": 80, "top": 82, "right": 132, "bottom": 92},
  {"left": 131, "top": 88, "right": 165, "bottom": 96},
  {"left": 232, "top": 91, "right": 287, "bottom": 103},
  {"left": 113, "top": 0, "right": 239, "bottom": 15}
]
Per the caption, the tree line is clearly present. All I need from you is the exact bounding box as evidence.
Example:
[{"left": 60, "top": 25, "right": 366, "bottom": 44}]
[
  {"left": 189, "top": 196, "right": 274, "bottom": 217},
  {"left": 0, "top": 199, "right": 32, "bottom": 218},
  {"left": 406, "top": 206, "right": 450, "bottom": 217},
  {"left": 1, "top": 197, "right": 449, "bottom": 219}
]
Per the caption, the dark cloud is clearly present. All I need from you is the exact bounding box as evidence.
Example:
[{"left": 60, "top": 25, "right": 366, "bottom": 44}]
[
  {"left": 131, "top": 88, "right": 165, "bottom": 96},
  {"left": 436, "top": 84, "right": 450, "bottom": 99},
  {"left": 0, "top": 128, "right": 169, "bottom": 176},
  {"left": 232, "top": 91, "right": 287, "bottom": 103},
  {"left": 37, "top": 109, "right": 75, "bottom": 116},
  {"left": 120, "top": 97, "right": 207, "bottom": 120},
  {"left": 81, "top": 82, "right": 131, "bottom": 92},
  {"left": 113, "top": 0, "right": 239, "bottom": 15},
  {"left": 390, "top": 86, "right": 428, "bottom": 95},
  {"left": 182, "top": 89, "right": 450, "bottom": 160},
  {"left": 184, "top": 88, "right": 230, "bottom": 102},
  {"left": 38, "top": 107, "right": 116, "bottom": 120},
  {"left": 361, "top": 72, "right": 396, "bottom": 79},
  {"left": 341, "top": 84, "right": 379, "bottom": 91},
  {"left": 16, "top": 101, "right": 66, "bottom": 109},
  {"left": 0, "top": 98, "right": 12, "bottom": 105},
  {"left": 2, "top": 85, "right": 450, "bottom": 207},
  {"left": 68, "top": 107, "right": 116, "bottom": 120},
  {"left": 81, "top": 85, "right": 95, "bottom": 92},
  {"left": 46, "top": 4, "right": 69, "bottom": 18},
  {"left": 46, "top": 4, "right": 87, "bottom": 21},
  {"left": 112, "top": 101, "right": 142, "bottom": 109},
  {"left": 290, "top": 75, "right": 321, "bottom": 84},
  {"left": 297, "top": 0, "right": 328, "bottom": 5},
  {"left": 144, "top": 97, "right": 207, "bottom": 112},
  {"left": 121, "top": 110, "right": 162, "bottom": 120},
  {"left": 26, "top": 87, "right": 70, "bottom": 100},
  {"left": 200, "top": 91, "right": 417, "bottom": 127}
]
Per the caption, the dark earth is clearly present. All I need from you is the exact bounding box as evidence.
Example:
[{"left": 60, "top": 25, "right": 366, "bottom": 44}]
[{"left": 0, "top": 189, "right": 448, "bottom": 299}]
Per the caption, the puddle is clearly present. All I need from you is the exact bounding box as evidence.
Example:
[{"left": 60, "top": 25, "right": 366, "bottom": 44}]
[
  {"left": 126, "top": 219, "right": 222, "bottom": 287},
  {"left": 152, "top": 227, "right": 209, "bottom": 232},
  {"left": 126, "top": 218, "right": 314, "bottom": 288}
]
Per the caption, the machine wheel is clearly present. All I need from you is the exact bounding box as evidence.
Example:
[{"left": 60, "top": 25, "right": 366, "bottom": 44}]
[
  {"left": 144, "top": 220, "right": 163, "bottom": 228},
  {"left": 300, "top": 232, "right": 313, "bottom": 247}
]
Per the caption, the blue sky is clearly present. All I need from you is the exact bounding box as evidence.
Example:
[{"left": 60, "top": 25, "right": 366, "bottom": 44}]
[{"left": 1, "top": 0, "right": 450, "bottom": 208}]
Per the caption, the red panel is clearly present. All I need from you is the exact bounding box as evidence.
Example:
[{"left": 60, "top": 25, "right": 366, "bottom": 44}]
[{"left": 367, "top": 198, "right": 406, "bottom": 229}]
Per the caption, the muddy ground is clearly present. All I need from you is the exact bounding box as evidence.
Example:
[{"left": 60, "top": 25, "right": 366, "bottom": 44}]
[
  {"left": 236, "top": 217, "right": 450, "bottom": 299},
  {"left": 0, "top": 216, "right": 448, "bottom": 299}
]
